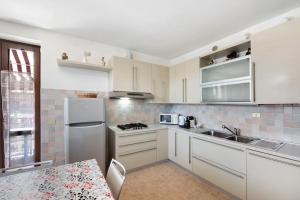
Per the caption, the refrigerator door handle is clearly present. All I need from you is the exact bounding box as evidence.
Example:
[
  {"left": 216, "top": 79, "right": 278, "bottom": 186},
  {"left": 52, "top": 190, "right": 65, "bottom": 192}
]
[{"left": 68, "top": 122, "right": 105, "bottom": 128}]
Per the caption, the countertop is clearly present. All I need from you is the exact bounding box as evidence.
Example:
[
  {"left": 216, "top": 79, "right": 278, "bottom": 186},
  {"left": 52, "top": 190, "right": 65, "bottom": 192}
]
[
  {"left": 109, "top": 124, "right": 167, "bottom": 134},
  {"left": 0, "top": 159, "right": 114, "bottom": 200},
  {"left": 167, "top": 125, "right": 300, "bottom": 163},
  {"left": 109, "top": 124, "right": 300, "bottom": 162}
]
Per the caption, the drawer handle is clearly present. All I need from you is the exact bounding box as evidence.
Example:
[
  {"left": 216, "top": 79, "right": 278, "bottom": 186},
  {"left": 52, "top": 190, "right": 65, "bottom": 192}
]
[
  {"left": 119, "top": 148, "right": 157, "bottom": 157},
  {"left": 119, "top": 131, "right": 157, "bottom": 137},
  {"left": 192, "top": 137, "right": 244, "bottom": 152},
  {"left": 193, "top": 155, "right": 245, "bottom": 179},
  {"left": 118, "top": 139, "right": 157, "bottom": 147},
  {"left": 249, "top": 152, "right": 300, "bottom": 168}
]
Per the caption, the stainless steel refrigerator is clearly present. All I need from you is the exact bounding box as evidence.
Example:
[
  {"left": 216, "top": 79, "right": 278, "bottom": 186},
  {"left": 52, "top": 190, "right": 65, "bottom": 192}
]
[{"left": 64, "top": 98, "right": 106, "bottom": 172}]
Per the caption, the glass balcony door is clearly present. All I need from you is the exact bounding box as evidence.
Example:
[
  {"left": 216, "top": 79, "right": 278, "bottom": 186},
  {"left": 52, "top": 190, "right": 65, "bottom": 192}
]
[{"left": 0, "top": 40, "right": 40, "bottom": 168}]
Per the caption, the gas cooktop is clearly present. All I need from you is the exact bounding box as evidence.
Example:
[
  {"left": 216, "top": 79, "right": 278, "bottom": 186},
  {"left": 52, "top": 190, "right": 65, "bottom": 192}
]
[{"left": 117, "top": 123, "right": 148, "bottom": 131}]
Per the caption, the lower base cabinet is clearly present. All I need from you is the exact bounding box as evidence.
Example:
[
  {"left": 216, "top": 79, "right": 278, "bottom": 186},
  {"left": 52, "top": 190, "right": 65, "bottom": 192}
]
[
  {"left": 192, "top": 156, "right": 246, "bottom": 200},
  {"left": 118, "top": 148, "right": 157, "bottom": 170},
  {"left": 168, "top": 129, "right": 192, "bottom": 170},
  {"left": 247, "top": 150, "right": 300, "bottom": 200},
  {"left": 111, "top": 128, "right": 169, "bottom": 171}
]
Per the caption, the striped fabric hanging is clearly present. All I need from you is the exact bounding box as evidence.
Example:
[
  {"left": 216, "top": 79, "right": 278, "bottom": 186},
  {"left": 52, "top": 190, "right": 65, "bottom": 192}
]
[{"left": 9, "top": 48, "right": 34, "bottom": 76}]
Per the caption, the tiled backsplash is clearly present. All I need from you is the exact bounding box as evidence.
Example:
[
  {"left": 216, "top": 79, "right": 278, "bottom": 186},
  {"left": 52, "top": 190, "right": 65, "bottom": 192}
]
[
  {"left": 41, "top": 88, "right": 300, "bottom": 165},
  {"left": 171, "top": 104, "right": 300, "bottom": 143}
]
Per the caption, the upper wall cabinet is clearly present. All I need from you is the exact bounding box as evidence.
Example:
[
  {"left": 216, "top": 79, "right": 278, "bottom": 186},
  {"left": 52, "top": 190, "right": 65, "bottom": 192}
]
[
  {"left": 170, "top": 58, "right": 201, "bottom": 104},
  {"left": 109, "top": 56, "right": 134, "bottom": 92},
  {"left": 109, "top": 56, "right": 169, "bottom": 98},
  {"left": 252, "top": 18, "right": 300, "bottom": 104},
  {"left": 109, "top": 56, "right": 152, "bottom": 93},
  {"left": 151, "top": 64, "right": 169, "bottom": 102},
  {"left": 199, "top": 41, "right": 253, "bottom": 103},
  {"left": 133, "top": 60, "right": 152, "bottom": 93}
]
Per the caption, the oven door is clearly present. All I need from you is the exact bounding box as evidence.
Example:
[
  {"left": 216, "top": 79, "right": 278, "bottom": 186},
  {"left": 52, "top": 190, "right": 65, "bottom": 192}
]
[{"left": 160, "top": 114, "right": 172, "bottom": 124}]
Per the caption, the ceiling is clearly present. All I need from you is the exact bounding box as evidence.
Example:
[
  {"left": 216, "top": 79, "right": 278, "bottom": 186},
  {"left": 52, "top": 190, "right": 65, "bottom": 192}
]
[{"left": 0, "top": 0, "right": 300, "bottom": 59}]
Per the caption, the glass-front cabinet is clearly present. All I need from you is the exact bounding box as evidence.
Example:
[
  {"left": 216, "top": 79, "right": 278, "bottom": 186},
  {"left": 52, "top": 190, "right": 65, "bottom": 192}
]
[{"left": 200, "top": 56, "right": 254, "bottom": 103}]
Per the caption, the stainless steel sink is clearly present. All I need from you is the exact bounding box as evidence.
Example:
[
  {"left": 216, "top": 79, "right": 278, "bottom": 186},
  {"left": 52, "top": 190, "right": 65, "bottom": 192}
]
[
  {"left": 226, "top": 135, "right": 258, "bottom": 144},
  {"left": 201, "top": 130, "right": 232, "bottom": 138}
]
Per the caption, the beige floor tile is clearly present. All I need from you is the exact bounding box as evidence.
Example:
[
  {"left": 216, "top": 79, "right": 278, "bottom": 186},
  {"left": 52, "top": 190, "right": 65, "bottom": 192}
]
[{"left": 119, "top": 161, "right": 234, "bottom": 200}]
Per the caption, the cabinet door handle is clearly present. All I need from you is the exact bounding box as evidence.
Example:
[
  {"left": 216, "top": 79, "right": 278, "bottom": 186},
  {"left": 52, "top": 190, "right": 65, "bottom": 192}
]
[
  {"left": 185, "top": 78, "right": 187, "bottom": 102},
  {"left": 192, "top": 137, "right": 244, "bottom": 152},
  {"left": 175, "top": 132, "right": 177, "bottom": 157},
  {"left": 135, "top": 67, "right": 138, "bottom": 91},
  {"left": 132, "top": 66, "right": 135, "bottom": 91},
  {"left": 249, "top": 152, "right": 300, "bottom": 168},
  {"left": 182, "top": 79, "right": 185, "bottom": 103},
  {"left": 118, "top": 131, "right": 157, "bottom": 137},
  {"left": 119, "top": 148, "right": 157, "bottom": 157},
  {"left": 189, "top": 136, "right": 191, "bottom": 164}
]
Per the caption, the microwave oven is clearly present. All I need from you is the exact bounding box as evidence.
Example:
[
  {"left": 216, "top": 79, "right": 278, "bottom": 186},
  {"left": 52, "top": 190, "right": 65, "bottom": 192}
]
[{"left": 160, "top": 114, "right": 178, "bottom": 125}]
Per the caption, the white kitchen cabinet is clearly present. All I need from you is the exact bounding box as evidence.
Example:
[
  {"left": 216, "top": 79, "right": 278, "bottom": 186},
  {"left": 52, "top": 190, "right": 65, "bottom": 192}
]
[
  {"left": 185, "top": 58, "right": 201, "bottom": 103},
  {"left": 176, "top": 131, "right": 192, "bottom": 170},
  {"left": 168, "top": 128, "right": 177, "bottom": 162},
  {"left": 156, "top": 129, "right": 168, "bottom": 161},
  {"left": 170, "top": 58, "right": 200, "bottom": 103},
  {"left": 168, "top": 129, "right": 191, "bottom": 170},
  {"left": 109, "top": 56, "right": 134, "bottom": 91},
  {"left": 192, "top": 137, "right": 246, "bottom": 173},
  {"left": 151, "top": 64, "right": 169, "bottom": 102},
  {"left": 133, "top": 60, "right": 152, "bottom": 93},
  {"left": 247, "top": 150, "right": 300, "bottom": 200},
  {"left": 192, "top": 156, "right": 246, "bottom": 200},
  {"left": 110, "top": 57, "right": 154, "bottom": 93},
  {"left": 252, "top": 18, "right": 300, "bottom": 104},
  {"left": 169, "top": 67, "right": 177, "bottom": 102},
  {"left": 175, "top": 63, "right": 186, "bottom": 103},
  {"left": 192, "top": 136, "right": 246, "bottom": 199}
]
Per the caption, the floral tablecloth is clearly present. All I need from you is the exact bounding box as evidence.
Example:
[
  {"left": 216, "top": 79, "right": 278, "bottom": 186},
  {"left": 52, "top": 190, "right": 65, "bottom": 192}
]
[{"left": 0, "top": 159, "right": 114, "bottom": 200}]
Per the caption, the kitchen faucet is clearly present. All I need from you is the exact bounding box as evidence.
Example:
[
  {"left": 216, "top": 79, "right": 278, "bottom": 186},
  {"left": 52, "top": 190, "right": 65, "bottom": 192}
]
[{"left": 222, "top": 124, "right": 240, "bottom": 137}]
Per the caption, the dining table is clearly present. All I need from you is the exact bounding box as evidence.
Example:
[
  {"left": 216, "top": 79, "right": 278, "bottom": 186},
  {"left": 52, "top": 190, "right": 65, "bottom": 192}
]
[{"left": 0, "top": 159, "right": 114, "bottom": 200}]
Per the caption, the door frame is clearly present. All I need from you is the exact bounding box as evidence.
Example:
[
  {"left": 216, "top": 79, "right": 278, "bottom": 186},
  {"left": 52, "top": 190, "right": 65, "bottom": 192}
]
[{"left": 0, "top": 39, "right": 41, "bottom": 168}]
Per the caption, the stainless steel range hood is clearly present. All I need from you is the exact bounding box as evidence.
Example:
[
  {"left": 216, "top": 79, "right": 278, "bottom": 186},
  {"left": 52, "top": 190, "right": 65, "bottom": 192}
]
[{"left": 109, "top": 91, "right": 154, "bottom": 99}]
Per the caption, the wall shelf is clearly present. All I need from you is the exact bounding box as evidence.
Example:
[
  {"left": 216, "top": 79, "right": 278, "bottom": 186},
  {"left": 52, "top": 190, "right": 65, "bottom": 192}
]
[{"left": 57, "top": 59, "right": 112, "bottom": 72}]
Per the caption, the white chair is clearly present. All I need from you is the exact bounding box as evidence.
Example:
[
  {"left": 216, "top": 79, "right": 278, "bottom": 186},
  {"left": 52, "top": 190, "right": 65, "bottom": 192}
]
[
  {"left": 106, "top": 159, "right": 126, "bottom": 200},
  {"left": 0, "top": 160, "right": 53, "bottom": 177}
]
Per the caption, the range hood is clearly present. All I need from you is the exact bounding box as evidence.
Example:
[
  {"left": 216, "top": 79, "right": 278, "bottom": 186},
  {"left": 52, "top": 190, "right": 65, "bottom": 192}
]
[{"left": 109, "top": 91, "right": 154, "bottom": 99}]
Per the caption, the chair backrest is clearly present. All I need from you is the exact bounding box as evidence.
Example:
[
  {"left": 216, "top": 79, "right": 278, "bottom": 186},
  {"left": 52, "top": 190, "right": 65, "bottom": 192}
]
[
  {"left": 0, "top": 160, "right": 53, "bottom": 177},
  {"left": 106, "top": 159, "right": 126, "bottom": 200}
]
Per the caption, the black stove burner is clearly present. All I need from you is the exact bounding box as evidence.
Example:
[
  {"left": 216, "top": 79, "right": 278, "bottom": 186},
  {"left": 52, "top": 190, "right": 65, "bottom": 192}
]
[{"left": 117, "top": 123, "right": 148, "bottom": 131}]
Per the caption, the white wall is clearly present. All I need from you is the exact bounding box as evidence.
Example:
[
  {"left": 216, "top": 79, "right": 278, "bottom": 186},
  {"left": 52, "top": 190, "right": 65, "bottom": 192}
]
[
  {"left": 0, "top": 20, "right": 170, "bottom": 91},
  {"left": 171, "top": 7, "right": 300, "bottom": 65}
]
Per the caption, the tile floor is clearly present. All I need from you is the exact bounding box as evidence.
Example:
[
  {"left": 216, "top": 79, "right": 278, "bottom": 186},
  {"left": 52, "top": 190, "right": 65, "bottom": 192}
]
[{"left": 120, "top": 161, "right": 234, "bottom": 200}]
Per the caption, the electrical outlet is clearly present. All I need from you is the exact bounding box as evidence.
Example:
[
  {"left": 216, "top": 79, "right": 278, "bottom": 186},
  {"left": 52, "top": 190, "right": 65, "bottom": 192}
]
[{"left": 252, "top": 113, "right": 261, "bottom": 118}]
